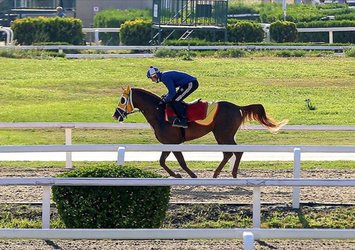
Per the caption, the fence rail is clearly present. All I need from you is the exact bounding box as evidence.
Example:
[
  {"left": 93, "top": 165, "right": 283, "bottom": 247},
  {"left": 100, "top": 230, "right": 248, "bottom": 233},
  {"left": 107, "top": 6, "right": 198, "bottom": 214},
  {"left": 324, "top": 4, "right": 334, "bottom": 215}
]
[
  {"left": 1, "top": 122, "right": 355, "bottom": 131},
  {"left": 1, "top": 123, "right": 354, "bottom": 209},
  {"left": 1, "top": 143, "right": 354, "bottom": 209},
  {"left": 297, "top": 27, "right": 355, "bottom": 44},
  {"left": 0, "top": 177, "right": 354, "bottom": 247},
  {"left": 1, "top": 44, "right": 354, "bottom": 51}
]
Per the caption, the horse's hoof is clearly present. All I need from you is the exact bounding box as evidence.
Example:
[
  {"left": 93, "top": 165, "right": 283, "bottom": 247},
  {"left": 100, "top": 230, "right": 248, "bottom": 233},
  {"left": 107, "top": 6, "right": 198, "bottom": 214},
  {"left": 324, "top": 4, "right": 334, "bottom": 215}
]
[{"left": 175, "top": 174, "right": 182, "bottom": 178}]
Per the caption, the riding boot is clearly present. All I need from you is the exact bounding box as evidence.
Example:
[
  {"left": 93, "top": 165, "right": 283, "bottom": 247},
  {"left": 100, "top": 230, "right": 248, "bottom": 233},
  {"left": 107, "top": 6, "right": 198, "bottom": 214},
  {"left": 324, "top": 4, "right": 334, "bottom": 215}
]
[{"left": 171, "top": 102, "right": 188, "bottom": 128}]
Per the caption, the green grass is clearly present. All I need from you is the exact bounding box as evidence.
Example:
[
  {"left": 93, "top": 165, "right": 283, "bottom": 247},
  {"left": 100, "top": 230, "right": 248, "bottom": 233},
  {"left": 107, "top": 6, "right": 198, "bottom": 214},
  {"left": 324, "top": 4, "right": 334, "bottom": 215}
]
[
  {"left": 164, "top": 204, "right": 355, "bottom": 229},
  {"left": 0, "top": 129, "right": 354, "bottom": 145},
  {"left": 0, "top": 203, "right": 353, "bottom": 229},
  {"left": 0, "top": 57, "right": 354, "bottom": 145}
]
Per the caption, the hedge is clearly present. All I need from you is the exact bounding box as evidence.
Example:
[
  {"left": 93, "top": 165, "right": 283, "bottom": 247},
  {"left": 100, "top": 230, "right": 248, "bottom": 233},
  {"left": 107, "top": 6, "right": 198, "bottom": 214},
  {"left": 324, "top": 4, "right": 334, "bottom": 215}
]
[
  {"left": 94, "top": 9, "right": 150, "bottom": 45},
  {"left": 270, "top": 21, "right": 298, "bottom": 43},
  {"left": 120, "top": 19, "right": 152, "bottom": 45},
  {"left": 228, "top": 21, "right": 264, "bottom": 43},
  {"left": 52, "top": 164, "right": 171, "bottom": 228},
  {"left": 12, "top": 17, "right": 84, "bottom": 45}
]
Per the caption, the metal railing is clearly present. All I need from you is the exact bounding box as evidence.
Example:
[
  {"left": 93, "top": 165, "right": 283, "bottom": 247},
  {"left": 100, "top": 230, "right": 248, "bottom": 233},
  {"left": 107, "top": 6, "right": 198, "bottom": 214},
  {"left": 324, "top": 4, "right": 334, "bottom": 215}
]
[{"left": 0, "top": 26, "right": 14, "bottom": 45}]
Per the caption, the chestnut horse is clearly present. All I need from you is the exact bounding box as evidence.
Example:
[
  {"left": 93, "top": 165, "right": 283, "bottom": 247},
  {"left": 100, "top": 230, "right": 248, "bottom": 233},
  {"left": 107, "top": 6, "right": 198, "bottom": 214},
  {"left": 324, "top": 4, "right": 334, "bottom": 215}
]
[{"left": 113, "top": 86, "right": 287, "bottom": 178}]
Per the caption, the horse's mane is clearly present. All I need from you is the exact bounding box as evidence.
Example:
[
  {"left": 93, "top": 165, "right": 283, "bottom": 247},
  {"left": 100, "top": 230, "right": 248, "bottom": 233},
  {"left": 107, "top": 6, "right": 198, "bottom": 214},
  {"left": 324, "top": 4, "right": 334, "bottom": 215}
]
[{"left": 132, "top": 87, "right": 161, "bottom": 103}]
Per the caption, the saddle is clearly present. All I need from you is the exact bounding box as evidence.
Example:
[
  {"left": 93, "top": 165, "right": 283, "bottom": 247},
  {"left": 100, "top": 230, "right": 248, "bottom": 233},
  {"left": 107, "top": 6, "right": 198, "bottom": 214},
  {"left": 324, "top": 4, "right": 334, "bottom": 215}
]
[{"left": 164, "top": 99, "right": 219, "bottom": 126}]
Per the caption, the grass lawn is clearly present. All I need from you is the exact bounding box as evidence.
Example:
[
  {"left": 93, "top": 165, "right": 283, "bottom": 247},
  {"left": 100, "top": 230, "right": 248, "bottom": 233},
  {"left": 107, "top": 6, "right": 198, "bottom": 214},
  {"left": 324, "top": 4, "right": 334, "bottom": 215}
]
[{"left": 0, "top": 56, "right": 354, "bottom": 145}]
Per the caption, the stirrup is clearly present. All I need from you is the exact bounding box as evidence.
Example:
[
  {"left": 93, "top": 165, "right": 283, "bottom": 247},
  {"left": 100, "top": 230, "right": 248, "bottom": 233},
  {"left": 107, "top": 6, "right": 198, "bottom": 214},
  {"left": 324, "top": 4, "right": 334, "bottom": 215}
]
[{"left": 172, "top": 118, "right": 188, "bottom": 129}]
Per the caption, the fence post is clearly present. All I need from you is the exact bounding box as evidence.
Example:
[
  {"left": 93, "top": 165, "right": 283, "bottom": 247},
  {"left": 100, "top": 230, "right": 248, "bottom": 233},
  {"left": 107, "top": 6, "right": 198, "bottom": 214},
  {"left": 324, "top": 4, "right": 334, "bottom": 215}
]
[
  {"left": 65, "top": 128, "right": 73, "bottom": 169},
  {"left": 243, "top": 231, "right": 255, "bottom": 250},
  {"left": 42, "top": 186, "right": 51, "bottom": 229},
  {"left": 117, "top": 146, "right": 126, "bottom": 165},
  {"left": 95, "top": 29, "right": 99, "bottom": 45},
  {"left": 329, "top": 31, "right": 333, "bottom": 44},
  {"left": 252, "top": 187, "right": 261, "bottom": 228},
  {"left": 293, "top": 147, "right": 301, "bottom": 209}
]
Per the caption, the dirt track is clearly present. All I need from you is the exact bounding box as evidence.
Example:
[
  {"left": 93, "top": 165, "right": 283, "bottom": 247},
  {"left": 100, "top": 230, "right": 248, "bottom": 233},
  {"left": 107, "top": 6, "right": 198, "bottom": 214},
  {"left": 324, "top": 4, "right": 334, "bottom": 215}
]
[
  {"left": 0, "top": 167, "right": 354, "bottom": 250},
  {"left": 0, "top": 168, "right": 353, "bottom": 204}
]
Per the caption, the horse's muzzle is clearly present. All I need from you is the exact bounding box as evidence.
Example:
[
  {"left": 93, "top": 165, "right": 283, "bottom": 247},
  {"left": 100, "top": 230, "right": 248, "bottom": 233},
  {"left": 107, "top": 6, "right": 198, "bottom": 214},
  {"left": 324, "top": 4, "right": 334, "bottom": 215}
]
[{"left": 112, "top": 108, "right": 126, "bottom": 122}]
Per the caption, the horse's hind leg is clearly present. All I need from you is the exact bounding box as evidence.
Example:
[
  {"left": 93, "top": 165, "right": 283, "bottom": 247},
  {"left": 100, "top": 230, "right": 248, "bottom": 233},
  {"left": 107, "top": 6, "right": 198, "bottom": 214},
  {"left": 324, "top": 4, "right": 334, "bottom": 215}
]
[
  {"left": 172, "top": 151, "right": 197, "bottom": 178},
  {"left": 213, "top": 152, "right": 233, "bottom": 178},
  {"left": 231, "top": 152, "right": 243, "bottom": 178},
  {"left": 159, "top": 151, "right": 182, "bottom": 178}
]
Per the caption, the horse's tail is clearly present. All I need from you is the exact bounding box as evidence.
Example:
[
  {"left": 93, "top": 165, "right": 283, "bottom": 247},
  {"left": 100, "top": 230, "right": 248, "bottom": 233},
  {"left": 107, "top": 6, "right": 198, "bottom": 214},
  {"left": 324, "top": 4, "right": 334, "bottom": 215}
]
[{"left": 239, "top": 104, "right": 288, "bottom": 132}]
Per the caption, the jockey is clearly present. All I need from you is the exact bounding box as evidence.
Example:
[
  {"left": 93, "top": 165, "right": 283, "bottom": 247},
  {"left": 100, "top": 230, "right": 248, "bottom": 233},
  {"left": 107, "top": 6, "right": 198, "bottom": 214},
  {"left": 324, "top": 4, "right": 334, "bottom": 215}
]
[{"left": 147, "top": 66, "right": 199, "bottom": 128}]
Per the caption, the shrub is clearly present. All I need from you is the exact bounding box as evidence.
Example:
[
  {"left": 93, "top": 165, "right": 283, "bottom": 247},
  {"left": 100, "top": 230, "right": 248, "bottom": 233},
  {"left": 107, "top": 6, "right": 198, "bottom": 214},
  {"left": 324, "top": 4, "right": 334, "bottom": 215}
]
[
  {"left": 215, "top": 49, "right": 247, "bottom": 58},
  {"left": 164, "top": 39, "right": 212, "bottom": 46},
  {"left": 270, "top": 21, "right": 297, "bottom": 43},
  {"left": 120, "top": 19, "right": 152, "bottom": 45},
  {"left": 52, "top": 164, "right": 171, "bottom": 228},
  {"left": 275, "top": 50, "right": 306, "bottom": 57},
  {"left": 94, "top": 9, "right": 150, "bottom": 45},
  {"left": 345, "top": 48, "right": 355, "bottom": 57},
  {"left": 228, "top": 21, "right": 264, "bottom": 43},
  {"left": 154, "top": 48, "right": 179, "bottom": 58},
  {"left": 0, "top": 49, "right": 65, "bottom": 59},
  {"left": 12, "top": 17, "right": 83, "bottom": 45}
]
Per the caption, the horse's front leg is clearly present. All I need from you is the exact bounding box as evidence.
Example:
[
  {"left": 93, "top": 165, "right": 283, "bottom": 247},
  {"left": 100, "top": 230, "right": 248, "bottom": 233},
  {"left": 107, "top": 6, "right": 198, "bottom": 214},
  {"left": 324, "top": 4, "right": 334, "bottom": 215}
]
[
  {"left": 159, "top": 151, "right": 182, "bottom": 178},
  {"left": 172, "top": 151, "right": 197, "bottom": 178}
]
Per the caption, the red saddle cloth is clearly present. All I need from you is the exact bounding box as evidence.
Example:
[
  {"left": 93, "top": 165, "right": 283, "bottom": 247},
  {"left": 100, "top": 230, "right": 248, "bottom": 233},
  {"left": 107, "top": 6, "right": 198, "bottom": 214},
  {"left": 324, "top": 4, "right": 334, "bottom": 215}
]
[{"left": 165, "top": 100, "right": 208, "bottom": 123}]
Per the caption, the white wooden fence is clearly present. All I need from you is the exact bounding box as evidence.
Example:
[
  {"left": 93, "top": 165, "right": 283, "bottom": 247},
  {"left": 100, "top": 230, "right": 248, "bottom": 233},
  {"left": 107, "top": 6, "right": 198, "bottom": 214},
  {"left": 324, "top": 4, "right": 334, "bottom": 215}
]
[
  {"left": 0, "top": 122, "right": 354, "bottom": 169},
  {"left": 1, "top": 143, "right": 354, "bottom": 210},
  {"left": 0, "top": 177, "right": 354, "bottom": 248},
  {"left": 1, "top": 122, "right": 354, "bottom": 210},
  {"left": 297, "top": 27, "right": 355, "bottom": 44}
]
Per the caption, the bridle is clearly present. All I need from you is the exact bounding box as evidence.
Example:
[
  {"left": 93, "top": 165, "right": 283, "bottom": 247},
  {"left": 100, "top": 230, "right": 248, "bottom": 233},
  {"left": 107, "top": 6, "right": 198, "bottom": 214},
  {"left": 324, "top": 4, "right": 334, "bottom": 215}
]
[{"left": 114, "top": 86, "right": 139, "bottom": 121}]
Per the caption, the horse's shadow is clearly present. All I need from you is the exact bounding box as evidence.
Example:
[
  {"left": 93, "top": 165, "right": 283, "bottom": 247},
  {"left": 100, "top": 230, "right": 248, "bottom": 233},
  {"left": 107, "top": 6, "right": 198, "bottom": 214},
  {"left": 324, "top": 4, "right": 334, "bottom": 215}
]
[{"left": 172, "top": 186, "right": 253, "bottom": 200}]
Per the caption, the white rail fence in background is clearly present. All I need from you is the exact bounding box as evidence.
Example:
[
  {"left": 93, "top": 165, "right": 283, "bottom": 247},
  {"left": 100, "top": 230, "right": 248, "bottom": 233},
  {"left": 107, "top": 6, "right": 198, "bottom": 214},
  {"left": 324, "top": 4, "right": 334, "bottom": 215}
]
[
  {"left": 0, "top": 177, "right": 354, "bottom": 248},
  {"left": 2, "top": 26, "right": 355, "bottom": 44},
  {"left": 297, "top": 27, "right": 355, "bottom": 44},
  {"left": 82, "top": 27, "right": 120, "bottom": 46},
  {"left": 0, "top": 122, "right": 354, "bottom": 168}
]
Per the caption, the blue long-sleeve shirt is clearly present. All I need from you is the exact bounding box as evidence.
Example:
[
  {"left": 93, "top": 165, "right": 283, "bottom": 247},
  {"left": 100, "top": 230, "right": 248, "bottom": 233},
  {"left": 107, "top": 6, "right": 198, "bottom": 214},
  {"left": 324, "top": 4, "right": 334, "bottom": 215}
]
[{"left": 159, "top": 71, "right": 197, "bottom": 102}]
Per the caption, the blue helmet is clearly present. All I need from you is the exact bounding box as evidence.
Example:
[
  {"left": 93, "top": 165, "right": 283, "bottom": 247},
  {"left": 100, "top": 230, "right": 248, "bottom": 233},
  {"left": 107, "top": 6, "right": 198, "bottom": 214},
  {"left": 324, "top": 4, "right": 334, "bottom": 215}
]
[{"left": 146, "top": 66, "right": 160, "bottom": 78}]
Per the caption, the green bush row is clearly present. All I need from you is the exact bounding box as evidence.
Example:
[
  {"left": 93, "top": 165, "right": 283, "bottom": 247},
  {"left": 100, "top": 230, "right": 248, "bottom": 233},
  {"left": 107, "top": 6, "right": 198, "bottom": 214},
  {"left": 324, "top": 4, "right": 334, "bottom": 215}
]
[
  {"left": 120, "top": 20, "right": 265, "bottom": 45},
  {"left": 52, "top": 164, "right": 171, "bottom": 228},
  {"left": 230, "top": 3, "right": 355, "bottom": 23},
  {"left": 94, "top": 9, "right": 150, "bottom": 45},
  {"left": 12, "top": 17, "right": 84, "bottom": 45},
  {"left": 270, "top": 21, "right": 298, "bottom": 43}
]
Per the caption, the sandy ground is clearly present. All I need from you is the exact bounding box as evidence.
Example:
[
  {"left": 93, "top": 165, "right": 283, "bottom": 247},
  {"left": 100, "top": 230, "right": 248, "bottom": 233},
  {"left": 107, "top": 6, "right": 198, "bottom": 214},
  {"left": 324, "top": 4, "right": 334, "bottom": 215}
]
[{"left": 0, "top": 167, "right": 354, "bottom": 249}]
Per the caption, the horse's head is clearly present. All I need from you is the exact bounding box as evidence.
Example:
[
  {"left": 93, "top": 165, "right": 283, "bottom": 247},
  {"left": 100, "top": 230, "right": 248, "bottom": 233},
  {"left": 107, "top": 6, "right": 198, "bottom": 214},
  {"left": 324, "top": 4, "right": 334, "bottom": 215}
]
[{"left": 112, "top": 86, "right": 135, "bottom": 122}]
